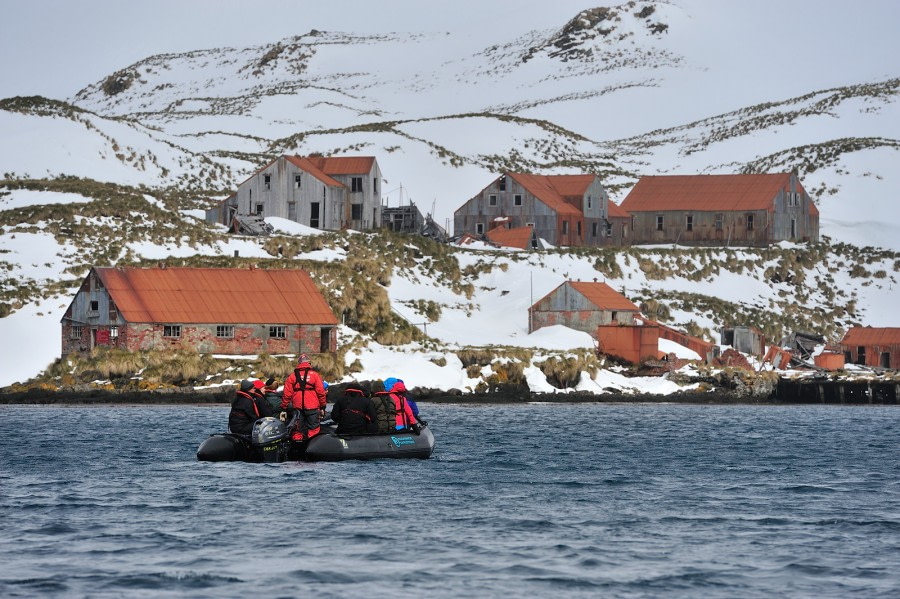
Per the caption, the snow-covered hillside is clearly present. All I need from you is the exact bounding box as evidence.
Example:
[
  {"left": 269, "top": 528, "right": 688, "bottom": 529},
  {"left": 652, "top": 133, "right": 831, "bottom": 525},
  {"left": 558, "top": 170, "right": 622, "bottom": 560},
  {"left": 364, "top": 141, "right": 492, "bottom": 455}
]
[{"left": 0, "top": 0, "right": 898, "bottom": 389}]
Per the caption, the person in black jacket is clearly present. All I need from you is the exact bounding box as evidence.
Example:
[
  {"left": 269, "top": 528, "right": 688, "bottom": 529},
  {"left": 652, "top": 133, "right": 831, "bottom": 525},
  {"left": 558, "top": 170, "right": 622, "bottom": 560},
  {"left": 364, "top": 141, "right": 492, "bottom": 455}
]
[
  {"left": 329, "top": 383, "right": 378, "bottom": 435},
  {"left": 228, "top": 379, "right": 274, "bottom": 436}
]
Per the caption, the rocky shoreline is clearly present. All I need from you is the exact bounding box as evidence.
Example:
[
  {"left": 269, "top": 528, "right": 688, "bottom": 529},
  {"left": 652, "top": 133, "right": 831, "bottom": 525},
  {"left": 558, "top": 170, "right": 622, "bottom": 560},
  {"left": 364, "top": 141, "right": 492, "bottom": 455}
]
[{"left": 1, "top": 376, "right": 897, "bottom": 405}]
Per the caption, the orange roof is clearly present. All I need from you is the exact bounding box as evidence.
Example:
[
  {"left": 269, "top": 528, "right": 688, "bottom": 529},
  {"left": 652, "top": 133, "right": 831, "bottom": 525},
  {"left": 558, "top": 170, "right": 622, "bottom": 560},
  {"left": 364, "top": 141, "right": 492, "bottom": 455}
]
[
  {"left": 486, "top": 226, "right": 534, "bottom": 249},
  {"left": 283, "top": 156, "right": 344, "bottom": 187},
  {"left": 621, "top": 173, "right": 802, "bottom": 212},
  {"left": 841, "top": 326, "right": 900, "bottom": 346},
  {"left": 506, "top": 173, "right": 585, "bottom": 217},
  {"left": 569, "top": 281, "right": 640, "bottom": 311},
  {"left": 305, "top": 156, "right": 375, "bottom": 175},
  {"left": 95, "top": 267, "right": 337, "bottom": 325},
  {"left": 607, "top": 198, "right": 630, "bottom": 218}
]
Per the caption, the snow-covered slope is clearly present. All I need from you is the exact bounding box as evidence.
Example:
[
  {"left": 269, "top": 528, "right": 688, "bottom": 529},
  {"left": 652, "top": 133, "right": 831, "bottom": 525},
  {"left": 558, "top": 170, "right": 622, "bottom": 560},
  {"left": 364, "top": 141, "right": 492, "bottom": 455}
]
[{"left": 1, "top": 0, "right": 898, "bottom": 388}]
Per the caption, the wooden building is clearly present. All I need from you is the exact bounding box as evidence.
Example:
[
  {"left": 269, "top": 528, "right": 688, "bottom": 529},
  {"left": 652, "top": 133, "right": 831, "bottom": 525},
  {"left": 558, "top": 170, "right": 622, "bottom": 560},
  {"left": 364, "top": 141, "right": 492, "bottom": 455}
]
[
  {"left": 620, "top": 173, "right": 819, "bottom": 246},
  {"left": 605, "top": 199, "right": 631, "bottom": 246},
  {"left": 454, "top": 173, "right": 610, "bottom": 247},
  {"left": 840, "top": 327, "right": 900, "bottom": 369},
  {"left": 61, "top": 266, "right": 338, "bottom": 357},
  {"left": 529, "top": 281, "right": 640, "bottom": 337},
  {"left": 206, "top": 155, "right": 383, "bottom": 232}
]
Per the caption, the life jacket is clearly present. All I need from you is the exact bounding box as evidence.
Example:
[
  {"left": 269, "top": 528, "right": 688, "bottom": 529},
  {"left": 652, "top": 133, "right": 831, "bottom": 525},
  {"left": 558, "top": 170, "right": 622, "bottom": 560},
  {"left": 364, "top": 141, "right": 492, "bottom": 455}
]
[
  {"left": 371, "top": 391, "right": 396, "bottom": 433},
  {"left": 237, "top": 390, "right": 259, "bottom": 418}
]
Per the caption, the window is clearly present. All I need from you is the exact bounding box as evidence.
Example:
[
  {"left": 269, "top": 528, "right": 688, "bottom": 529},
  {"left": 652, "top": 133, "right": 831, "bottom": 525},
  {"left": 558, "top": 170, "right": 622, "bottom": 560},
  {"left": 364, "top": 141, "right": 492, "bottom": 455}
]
[
  {"left": 715, "top": 213, "right": 724, "bottom": 231},
  {"left": 288, "top": 201, "right": 297, "bottom": 221},
  {"left": 656, "top": 215, "right": 664, "bottom": 231},
  {"left": 499, "top": 176, "right": 506, "bottom": 191},
  {"left": 110, "top": 326, "right": 118, "bottom": 339},
  {"left": 592, "top": 222, "right": 598, "bottom": 237},
  {"left": 476, "top": 223, "right": 484, "bottom": 234},
  {"left": 587, "top": 195, "right": 592, "bottom": 209},
  {"left": 373, "top": 177, "right": 378, "bottom": 193},
  {"left": 526, "top": 222, "right": 534, "bottom": 228},
  {"left": 611, "top": 311, "right": 618, "bottom": 322},
  {"left": 269, "top": 325, "right": 286, "bottom": 339},
  {"left": 264, "top": 174, "right": 271, "bottom": 190},
  {"left": 89, "top": 300, "right": 99, "bottom": 312},
  {"left": 562, "top": 221, "right": 569, "bottom": 235},
  {"left": 310, "top": 202, "right": 320, "bottom": 228},
  {"left": 489, "top": 194, "right": 497, "bottom": 206},
  {"left": 295, "top": 174, "right": 302, "bottom": 188},
  {"left": 746, "top": 214, "right": 754, "bottom": 230},
  {"left": 216, "top": 325, "right": 234, "bottom": 338},
  {"left": 881, "top": 352, "right": 891, "bottom": 368},
  {"left": 686, "top": 215, "right": 693, "bottom": 231},
  {"left": 255, "top": 203, "right": 263, "bottom": 216},
  {"left": 163, "top": 325, "right": 181, "bottom": 338},
  {"left": 71, "top": 325, "right": 82, "bottom": 339},
  {"left": 514, "top": 194, "right": 522, "bottom": 206},
  {"left": 351, "top": 177, "right": 363, "bottom": 192},
  {"left": 351, "top": 203, "right": 363, "bottom": 220},
  {"left": 606, "top": 222, "right": 613, "bottom": 236}
]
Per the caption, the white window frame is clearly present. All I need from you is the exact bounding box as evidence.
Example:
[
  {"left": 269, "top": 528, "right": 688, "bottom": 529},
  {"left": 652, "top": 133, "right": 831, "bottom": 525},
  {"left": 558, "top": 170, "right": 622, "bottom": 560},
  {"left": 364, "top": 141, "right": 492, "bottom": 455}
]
[
  {"left": 269, "top": 325, "right": 287, "bottom": 339},
  {"left": 216, "top": 325, "right": 234, "bottom": 338},
  {"left": 110, "top": 326, "right": 118, "bottom": 339},
  {"left": 163, "top": 325, "right": 181, "bottom": 338},
  {"left": 71, "top": 325, "right": 83, "bottom": 339}
]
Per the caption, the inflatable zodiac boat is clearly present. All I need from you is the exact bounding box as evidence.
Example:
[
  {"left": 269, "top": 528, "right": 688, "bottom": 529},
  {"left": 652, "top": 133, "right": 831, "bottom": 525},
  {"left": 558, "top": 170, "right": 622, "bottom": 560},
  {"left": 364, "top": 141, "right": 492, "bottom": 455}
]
[{"left": 197, "top": 417, "right": 435, "bottom": 462}]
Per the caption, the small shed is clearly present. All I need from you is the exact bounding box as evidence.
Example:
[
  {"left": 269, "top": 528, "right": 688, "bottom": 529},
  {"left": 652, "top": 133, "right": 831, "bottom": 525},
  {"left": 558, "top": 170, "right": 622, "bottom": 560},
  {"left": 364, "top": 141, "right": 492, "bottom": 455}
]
[
  {"left": 721, "top": 325, "right": 765, "bottom": 357},
  {"left": 529, "top": 281, "right": 640, "bottom": 338},
  {"left": 596, "top": 324, "right": 660, "bottom": 364},
  {"left": 61, "top": 266, "right": 338, "bottom": 357},
  {"left": 840, "top": 326, "right": 900, "bottom": 369}
]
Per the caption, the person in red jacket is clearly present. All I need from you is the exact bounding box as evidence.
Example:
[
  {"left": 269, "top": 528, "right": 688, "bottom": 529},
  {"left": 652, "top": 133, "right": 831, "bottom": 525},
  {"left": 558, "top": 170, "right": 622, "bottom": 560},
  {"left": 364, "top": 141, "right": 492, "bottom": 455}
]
[
  {"left": 389, "top": 380, "right": 418, "bottom": 431},
  {"left": 280, "top": 353, "right": 328, "bottom": 441}
]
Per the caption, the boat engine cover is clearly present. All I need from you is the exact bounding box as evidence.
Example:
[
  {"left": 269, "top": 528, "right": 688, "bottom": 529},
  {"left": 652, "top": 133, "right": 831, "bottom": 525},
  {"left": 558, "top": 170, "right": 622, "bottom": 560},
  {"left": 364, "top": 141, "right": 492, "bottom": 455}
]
[{"left": 252, "top": 417, "right": 287, "bottom": 446}]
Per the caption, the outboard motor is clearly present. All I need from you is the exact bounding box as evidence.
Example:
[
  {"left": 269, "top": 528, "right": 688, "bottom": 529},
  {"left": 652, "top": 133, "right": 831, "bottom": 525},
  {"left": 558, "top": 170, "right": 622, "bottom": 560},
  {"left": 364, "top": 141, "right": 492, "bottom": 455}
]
[{"left": 251, "top": 417, "right": 289, "bottom": 463}]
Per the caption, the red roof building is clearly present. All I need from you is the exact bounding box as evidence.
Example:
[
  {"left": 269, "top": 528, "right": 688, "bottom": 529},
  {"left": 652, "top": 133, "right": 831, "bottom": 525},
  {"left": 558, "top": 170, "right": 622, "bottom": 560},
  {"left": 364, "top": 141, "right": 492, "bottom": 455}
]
[
  {"left": 840, "top": 326, "right": 900, "bottom": 369},
  {"left": 620, "top": 173, "right": 819, "bottom": 246},
  {"left": 454, "top": 172, "right": 612, "bottom": 247},
  {"left": 529, "top": 281, "right": 640, "bottom": 338},
  {"left": 61, "top": 266, "right": 338, "bottom": 357},
  {"left": 206, "top": 155, "right": 383, "bottom": 232}
]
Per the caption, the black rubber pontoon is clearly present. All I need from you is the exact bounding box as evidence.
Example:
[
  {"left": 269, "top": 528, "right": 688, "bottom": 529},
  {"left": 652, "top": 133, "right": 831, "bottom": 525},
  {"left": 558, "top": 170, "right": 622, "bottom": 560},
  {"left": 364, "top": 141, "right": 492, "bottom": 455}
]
[{"left": 197, "top": 418, "right": 435, "bottom": 462}]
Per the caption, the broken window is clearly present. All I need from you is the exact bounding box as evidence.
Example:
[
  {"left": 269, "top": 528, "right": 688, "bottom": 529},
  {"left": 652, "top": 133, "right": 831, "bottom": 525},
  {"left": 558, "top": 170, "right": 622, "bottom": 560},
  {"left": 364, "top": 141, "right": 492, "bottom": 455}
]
[
  {"left": 264, "top": 174, "right": 271, "bottom": 190},
  {"left": 71, "top": 325, "right": 82, "bottom": 339},
  {"left": 587, "top": 195, "right": 592, "bottom": 209},
  {"left": 746, "top": 214, "right": 754, "bottom": 230},
  {"left": 686, "top": 215, "right": 693, "bottom": 231},
  {"left": 295, "top": 174, "right": 302, "bottom": 188},
  {"left": 269, "top": 325, "right": 286, "bottom": 339},
  {"left": 351, "top": 177, "right": 363, "bottom": 192},
  {"left": 562, "top": 221, "right": 569, "bottom": 235},
  {"left": 881, "top": 352, "right": 890, "bottom": 368},
  {"left": 163, "top": 325, "right": 181, "bottom": 338},
  {"left": 476, "top": 223, "right": 484, "bottom": 234},
  {"left": 256, "top": 203, "right": 263, "bottom": 216},
  {"left": 216, "top": 325, "right": 234, "bottom": 338},
  {"left": 592, "top": 222, "right": 598, "bottom": 237},
  {"left": 89, "top": 300, "right": 99, "bottom": 312},
  {"left": 656, "top": 215, "right": 664, "bottom": 231},
  {"left": 856, "top": 346, "right": 866, "bottom": 365}
]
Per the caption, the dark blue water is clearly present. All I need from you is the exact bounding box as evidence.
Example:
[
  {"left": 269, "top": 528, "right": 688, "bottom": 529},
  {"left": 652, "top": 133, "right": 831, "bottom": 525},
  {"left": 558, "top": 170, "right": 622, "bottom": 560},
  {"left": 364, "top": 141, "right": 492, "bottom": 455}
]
[{"left": 1, "top": 403, "right": 899, "bottom": 598}]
